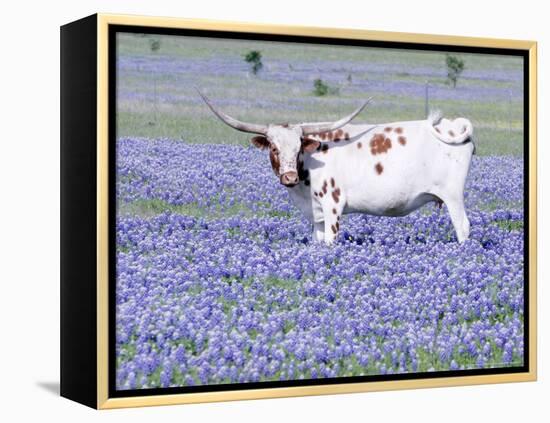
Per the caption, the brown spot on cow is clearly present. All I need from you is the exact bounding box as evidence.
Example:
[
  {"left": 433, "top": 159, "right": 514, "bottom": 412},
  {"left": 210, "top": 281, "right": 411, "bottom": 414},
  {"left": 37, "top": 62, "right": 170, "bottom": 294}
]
[
  {"left": 336, "top": 222, "right": 340, "bottom": 231},
  {"left": 330, "top": 177, "right": 335, "bottom": 188},
  {"left": 357, "top": 142, "right": 362, "bottom": 149},
  {"left": 301, "top": 138, "right": 320, "bottom": 153},
  {"left": 394, "top": 127, "right": 403, "bottom": 134},
  {"left": 398, "top": 136, "right": 407, "bottom": 146},
  {"left": 375, "top": 162, "right": 384, "bottom": 175},
  {"left": 370, "top": 133, "right": 384, "bottom": 152},
  {"left": 323, "top": 129, "right": 347, "bottom": 142},
  {"left": 321, "top": 144, "right": 329, "bottom": 154},
  {"left": 332, "top": 208, "right": 337, "bottom": 214},
  {"left": 331, "top": 224, "right": 337, "bottom": 234},
  {"left": 319, "top": 192, "right": 324, "bottom": 198},
  {"left": 322, "top": 180, "right": 328, "bottom": 194},
  {"left": 314, "top": 191, "right": 318, "bottom": 197},
  {"left": 370, "top": 133, "right": 392, "bottom": 155},
  {"left": 269, "top": 146, "right": 280, "bottom": 175},
  {"left": 449, "top": 130, "right": 455, "bottom": 137},
  {"left": 251, "top": 136, "right": 270, "bottom": 150},
  {"left": 332, "top": 188, "right": 341, "bottom": 203},
  {"left": 384, "top": 127, "right": 393, "bottom": 132}
]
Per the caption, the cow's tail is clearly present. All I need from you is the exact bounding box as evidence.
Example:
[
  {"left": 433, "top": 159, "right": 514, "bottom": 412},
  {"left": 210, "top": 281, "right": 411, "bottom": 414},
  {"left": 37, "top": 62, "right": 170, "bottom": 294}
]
[{"left": 427, "top": 110, "right": 474, "bottom": 148}]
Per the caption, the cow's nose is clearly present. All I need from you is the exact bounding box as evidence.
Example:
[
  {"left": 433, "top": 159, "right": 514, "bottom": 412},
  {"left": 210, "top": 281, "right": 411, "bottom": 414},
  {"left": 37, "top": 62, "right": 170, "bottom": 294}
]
[{"left": 280, "top": 171, "right": 299, "bottom": 186}]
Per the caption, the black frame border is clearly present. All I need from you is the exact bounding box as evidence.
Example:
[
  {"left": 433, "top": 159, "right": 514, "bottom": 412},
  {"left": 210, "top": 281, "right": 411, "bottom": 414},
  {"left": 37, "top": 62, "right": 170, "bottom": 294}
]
[{"left": 107, "top": 24, "right": 530, "bottom": 399}]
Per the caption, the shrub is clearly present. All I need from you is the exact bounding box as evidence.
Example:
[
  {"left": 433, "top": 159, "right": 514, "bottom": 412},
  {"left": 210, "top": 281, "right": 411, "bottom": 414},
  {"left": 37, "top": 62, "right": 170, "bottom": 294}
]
[
  {"left": 244, "top": 50, "right": 263, "bottom": 75},
  {"left": 149, "top": 38, "right": 161, "bottom": 53},
  {"left": 313, "top": 79, "right": 329, "bottom": 96},
  {"left": 445, "top": 54, "right": 465, "bottom": 88},
  {"left": 313, "top": 78, "right": 339, "bottom": 96}
]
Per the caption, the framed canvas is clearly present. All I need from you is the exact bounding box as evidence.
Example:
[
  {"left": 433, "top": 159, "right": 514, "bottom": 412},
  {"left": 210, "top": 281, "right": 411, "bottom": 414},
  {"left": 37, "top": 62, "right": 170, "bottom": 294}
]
[{"left": 60, "top": 13, "right": 537, "bottom": 409}]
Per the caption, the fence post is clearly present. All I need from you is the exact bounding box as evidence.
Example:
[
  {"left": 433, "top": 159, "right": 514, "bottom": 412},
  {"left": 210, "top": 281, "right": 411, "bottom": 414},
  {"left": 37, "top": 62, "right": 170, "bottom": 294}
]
[{"left": 424, "top": 80, "right": 429, "bottom": 118}]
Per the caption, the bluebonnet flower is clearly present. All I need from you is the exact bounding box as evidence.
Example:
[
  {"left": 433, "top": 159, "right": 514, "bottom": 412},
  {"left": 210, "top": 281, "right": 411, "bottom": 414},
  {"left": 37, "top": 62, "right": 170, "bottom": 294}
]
[{"left": 115, "top": 138, "right": 525, "bottom": 389}]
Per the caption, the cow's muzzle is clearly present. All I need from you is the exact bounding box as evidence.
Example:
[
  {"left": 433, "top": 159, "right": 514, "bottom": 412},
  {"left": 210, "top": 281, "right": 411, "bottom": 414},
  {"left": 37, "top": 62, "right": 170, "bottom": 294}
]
[{"left": 280, "top": 171, "right": 299, "bottom": 187}]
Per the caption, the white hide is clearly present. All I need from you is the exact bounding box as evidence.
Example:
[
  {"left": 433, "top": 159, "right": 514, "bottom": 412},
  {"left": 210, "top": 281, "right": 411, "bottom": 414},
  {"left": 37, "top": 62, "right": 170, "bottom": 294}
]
[
  {"left": 287, "top": 116, "right": 475, "bottom": 244},
  {"left": 266, "top": 125, "right": 302, "bottom": 175}
]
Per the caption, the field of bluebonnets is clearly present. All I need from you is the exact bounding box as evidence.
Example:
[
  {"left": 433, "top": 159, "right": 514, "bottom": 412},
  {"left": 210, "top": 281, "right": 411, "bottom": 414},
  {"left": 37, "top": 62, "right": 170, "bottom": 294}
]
[{"left": 115, "top": 33, "right": 525, "bottom": 390}]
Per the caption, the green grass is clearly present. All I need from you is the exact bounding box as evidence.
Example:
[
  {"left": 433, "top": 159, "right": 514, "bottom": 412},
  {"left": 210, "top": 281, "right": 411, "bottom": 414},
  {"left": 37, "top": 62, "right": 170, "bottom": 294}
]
[
  {"left": 117, "top": 198, "right": 206, "bottom": 218},
  {"left": 494, "top": 220, "right": 524, "bottom": 231},
  {"left": 117, "top": 198, "right": 258, "bottom": 219},
  {"left": 263, "top": 276, "right": 297, "bottom": 290},
  {"left": 117, "top": 33, "right": 522, "bottom": 72},
  {"left": 478, "top": 199, "right": 523, "bottom": 212},
  {"left": 116, "top": 33, "right": 524, "bottom": 156}
]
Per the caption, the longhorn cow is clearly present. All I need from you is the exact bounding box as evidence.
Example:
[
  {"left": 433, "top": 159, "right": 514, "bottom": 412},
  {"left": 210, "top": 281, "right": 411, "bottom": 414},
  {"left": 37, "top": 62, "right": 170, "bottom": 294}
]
[{"left": 199, "top": 91, "right": 475, "bottom": 245}]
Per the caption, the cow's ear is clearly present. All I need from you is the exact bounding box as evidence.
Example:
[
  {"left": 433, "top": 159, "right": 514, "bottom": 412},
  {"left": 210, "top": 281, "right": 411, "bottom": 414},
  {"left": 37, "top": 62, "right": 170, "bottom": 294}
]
[
  {"left": 251, "top": 136, "right": 270, "bottom": 150},
  {"left": 301, "top": 137, "right": 320, "bottom": 153}
]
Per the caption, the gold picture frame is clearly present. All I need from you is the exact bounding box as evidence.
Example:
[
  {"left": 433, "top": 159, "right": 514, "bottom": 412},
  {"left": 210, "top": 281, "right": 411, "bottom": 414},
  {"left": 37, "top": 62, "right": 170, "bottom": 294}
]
[{"left": 60, "top": 13, "right": 537, "bottom": 409}]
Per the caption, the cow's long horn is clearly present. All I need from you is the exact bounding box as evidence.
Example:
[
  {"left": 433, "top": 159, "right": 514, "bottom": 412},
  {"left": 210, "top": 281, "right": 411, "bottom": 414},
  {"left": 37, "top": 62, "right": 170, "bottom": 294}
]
[
  {"left": 197, "top": 89, "right": 268, "bottom": 135},
  {"left": 300, "top": 98, "right": 372, "bottom": 135}
]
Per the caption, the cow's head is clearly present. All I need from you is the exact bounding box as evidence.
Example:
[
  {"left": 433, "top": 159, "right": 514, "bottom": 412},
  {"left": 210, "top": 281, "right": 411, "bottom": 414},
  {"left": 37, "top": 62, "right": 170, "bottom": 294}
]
[{"left": 198, "top": 90, "right": 371, "bottom": 187}]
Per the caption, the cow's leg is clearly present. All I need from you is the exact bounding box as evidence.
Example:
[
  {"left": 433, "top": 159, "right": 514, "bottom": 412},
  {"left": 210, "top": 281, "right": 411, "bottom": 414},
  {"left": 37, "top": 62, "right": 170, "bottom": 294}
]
[
  {"left": 312, "top": 222, "right": 325, "bottom": 242},
  {"left": 323, "top": 219, "right": 338, "bottom": 244},
  {"left": 443, "top": 196, "right": 470, "bottom": 243},
  {"left": 461, "top": 210, "right": 471, "bottom": 240},
  {"left": 322, "top": 199, "right": 344, "bottom": 245},
  {"left": 313, "top": 178, "right": 345, "bottom": 244}
]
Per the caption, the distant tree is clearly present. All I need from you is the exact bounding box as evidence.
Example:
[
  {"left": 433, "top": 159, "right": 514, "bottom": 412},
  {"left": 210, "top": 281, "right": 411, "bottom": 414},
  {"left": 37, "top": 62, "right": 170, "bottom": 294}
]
[
  {"left": 313, "top": 78, "right": 339, "bottom": 96},
  {"left": 445, "top": 54, "right": 465, "bottom": 88},
  {"left": 313, "top": 78, "right": 329, "bottom": 96},
  {"left": 244, "top": 50, "right": 263, "bottom": 75},
  {"left": 148, "top": 38, "right": 161, "bottom": 126},
  {"left": 149, "top": 38, "right": 161, "bottom": 52}
]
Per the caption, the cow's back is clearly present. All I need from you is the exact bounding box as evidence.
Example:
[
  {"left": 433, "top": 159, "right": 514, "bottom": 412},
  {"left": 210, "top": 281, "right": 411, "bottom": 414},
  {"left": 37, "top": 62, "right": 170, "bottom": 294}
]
[{"left": 307, "top": 120, "right": 474, "bottom": 216}]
